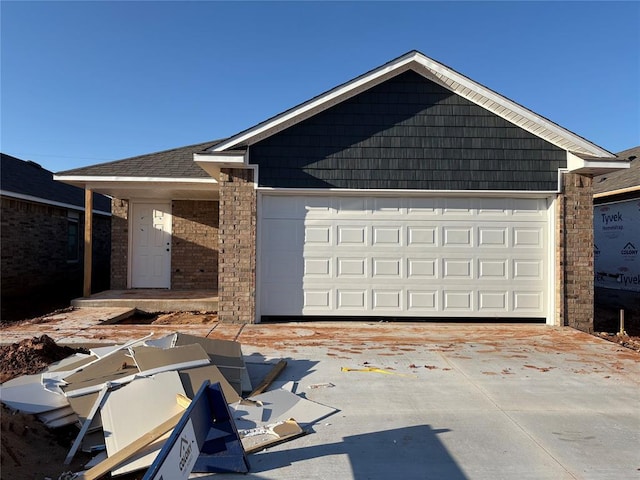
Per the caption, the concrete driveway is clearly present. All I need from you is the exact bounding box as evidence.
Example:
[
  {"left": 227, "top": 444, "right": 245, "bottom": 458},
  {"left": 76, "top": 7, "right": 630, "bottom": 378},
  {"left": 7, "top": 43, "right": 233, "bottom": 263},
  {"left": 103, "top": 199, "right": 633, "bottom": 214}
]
[{"left": 1, "top": 314, "right": 639, "bottom": 479}]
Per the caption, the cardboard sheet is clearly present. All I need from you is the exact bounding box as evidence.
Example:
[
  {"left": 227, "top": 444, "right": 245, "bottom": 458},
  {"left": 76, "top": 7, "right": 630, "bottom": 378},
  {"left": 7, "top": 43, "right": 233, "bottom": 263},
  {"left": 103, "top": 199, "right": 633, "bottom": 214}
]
[
  {"left": 174, "top": 333, "right": 252, "bottom": 393},
  {"left": 230, "top": 388, "right": 337, "bottom": 430},
  {"left": 178, "top": 365, "right": 241, "bottom": 404},
  {"left": 101, "top": 370, "right": 186, "bottom": 476},
  {"left": 0, "top": 374, "right": 69, "bottom": 414},
  {"left": 61, "top": 350, "right": 139, "bottom": 397},
  {"left": 131, "top": 343, "right": 211, "bottom": 374}
]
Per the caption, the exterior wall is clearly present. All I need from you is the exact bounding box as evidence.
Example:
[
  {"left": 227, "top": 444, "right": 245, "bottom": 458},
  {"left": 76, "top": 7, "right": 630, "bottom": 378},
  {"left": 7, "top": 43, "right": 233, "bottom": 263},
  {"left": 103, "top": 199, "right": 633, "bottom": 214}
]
[
  {"left": 1, "top": 196, "right": 110, "bottom": 320},
  {"left": 218, "top": 168, "right": 256, "bottom": 323},
  {"left": 171, "top": 200, "right": 219, "bottom": 289},
  {"left": 558, "top": 173, "right": 594, "bottom": 332},
  {"left": 593, "top": 198, "right": 640, "bottom": 292},
  {"left": 111, "top": 198, "right": 129, "bottom": 289},
  {"left": 251, "top": 70, "right": 566, "bottom": 190}
]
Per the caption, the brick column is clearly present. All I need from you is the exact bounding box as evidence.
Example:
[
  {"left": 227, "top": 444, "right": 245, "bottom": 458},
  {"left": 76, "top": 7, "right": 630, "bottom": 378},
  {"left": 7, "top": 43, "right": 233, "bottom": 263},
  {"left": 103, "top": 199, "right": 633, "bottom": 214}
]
[
  {"left": 111, "top": 198, "right": 129, "bottom": 289},
  {"left": 558, "top": 173, "right": 594, "bottom": 332},
  {"left": 218, "top": 168, "right": 256, "bottom": 323}
]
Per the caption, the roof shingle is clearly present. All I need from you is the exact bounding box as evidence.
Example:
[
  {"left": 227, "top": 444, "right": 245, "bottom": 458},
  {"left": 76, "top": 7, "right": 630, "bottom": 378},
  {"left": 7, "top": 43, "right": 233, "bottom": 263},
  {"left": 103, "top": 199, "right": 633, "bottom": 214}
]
[
  {"left": 1, "top": 153, "right": 111, "bottom": 212},
  {"left": 56, "top": 140, "right": 223, "bottom": 178}
]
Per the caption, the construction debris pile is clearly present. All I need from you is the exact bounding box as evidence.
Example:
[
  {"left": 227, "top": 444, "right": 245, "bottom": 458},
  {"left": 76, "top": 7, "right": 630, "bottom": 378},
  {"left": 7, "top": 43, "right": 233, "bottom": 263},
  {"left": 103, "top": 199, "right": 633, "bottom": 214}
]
[{"left": 0, "top": 333, "right": 337, "bottom": 479}]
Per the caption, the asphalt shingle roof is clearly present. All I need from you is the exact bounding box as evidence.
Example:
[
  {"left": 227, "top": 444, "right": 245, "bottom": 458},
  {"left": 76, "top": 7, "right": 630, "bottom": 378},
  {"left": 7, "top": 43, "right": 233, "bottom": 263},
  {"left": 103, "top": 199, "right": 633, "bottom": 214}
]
[
  {"left": 593, "top": 146, "right": 640, "bottom": 194},
  {"left": 56, "top": 140, "right": 224, "bottom": 178},
  {"left": 1, "top": 153, "right": 111, "bottom": 212}
]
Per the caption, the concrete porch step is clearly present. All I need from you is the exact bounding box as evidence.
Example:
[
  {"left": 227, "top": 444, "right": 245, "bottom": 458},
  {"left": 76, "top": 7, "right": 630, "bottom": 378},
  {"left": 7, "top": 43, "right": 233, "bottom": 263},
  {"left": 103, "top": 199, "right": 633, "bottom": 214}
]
[{"left": 71, "top": 289, "right": 218, "bottom": 313}]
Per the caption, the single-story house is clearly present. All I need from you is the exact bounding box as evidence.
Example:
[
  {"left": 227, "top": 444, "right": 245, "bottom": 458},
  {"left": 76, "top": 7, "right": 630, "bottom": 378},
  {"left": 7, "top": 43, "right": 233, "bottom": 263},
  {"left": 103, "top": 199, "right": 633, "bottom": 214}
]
[
  {"left": 55, "top": 51, "right": 628, "bottom": 331},
  {"left": 1, "top": 153, "right": 111, "bottom": 320},
  {"left": 593, "top": 146, "right": 639, "bottom": 292}
]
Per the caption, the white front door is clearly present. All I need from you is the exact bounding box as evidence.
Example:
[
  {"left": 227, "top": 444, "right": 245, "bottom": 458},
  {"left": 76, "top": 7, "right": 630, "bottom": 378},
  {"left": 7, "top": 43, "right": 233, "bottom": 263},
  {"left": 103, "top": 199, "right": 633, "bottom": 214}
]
[{"left": 131, "top": 202, "right": 172, "bottom": 288}]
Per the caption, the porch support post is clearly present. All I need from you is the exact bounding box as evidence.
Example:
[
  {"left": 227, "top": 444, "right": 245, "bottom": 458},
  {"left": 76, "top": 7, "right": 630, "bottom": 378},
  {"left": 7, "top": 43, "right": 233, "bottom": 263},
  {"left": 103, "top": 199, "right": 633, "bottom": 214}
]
[{"left": 84, "top": 188, "right": 93, "bottom": 297}]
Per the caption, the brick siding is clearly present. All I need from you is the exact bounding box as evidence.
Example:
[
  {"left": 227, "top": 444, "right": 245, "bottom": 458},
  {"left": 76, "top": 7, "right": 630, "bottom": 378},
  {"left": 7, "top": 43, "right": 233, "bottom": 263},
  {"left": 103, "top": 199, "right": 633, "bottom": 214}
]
[
  {"left": 110, "top": 198, "right": 129, "bottom": 289},
  {"left": 1, "top": 196, "right": 110, "bottom": 318},
  {"left": 171, "top": 200, "right": 219, "bottom": 289},
  {"left": 558, "top": 173, "right": 594, "bottom": 332},
  {"left": 218, "top": 168, "right": 256, "bottom": 323}
]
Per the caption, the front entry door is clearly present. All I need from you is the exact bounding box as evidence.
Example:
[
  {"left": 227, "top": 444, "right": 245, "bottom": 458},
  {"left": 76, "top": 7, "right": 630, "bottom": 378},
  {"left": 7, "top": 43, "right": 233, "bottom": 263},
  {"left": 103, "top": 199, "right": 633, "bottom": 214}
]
[{"left": 131, "top": 202, "right": 172, "bottom": 288}]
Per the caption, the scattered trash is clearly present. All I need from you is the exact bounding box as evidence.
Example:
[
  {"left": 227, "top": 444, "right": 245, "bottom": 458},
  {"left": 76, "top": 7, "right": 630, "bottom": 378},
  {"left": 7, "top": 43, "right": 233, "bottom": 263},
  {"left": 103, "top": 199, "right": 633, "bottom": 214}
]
[
  {"left": 308, "top": 382, "right": 335, "bottom": 389},
  {"left": 0, "top": 332, "right": 337, "bottom": 478}
]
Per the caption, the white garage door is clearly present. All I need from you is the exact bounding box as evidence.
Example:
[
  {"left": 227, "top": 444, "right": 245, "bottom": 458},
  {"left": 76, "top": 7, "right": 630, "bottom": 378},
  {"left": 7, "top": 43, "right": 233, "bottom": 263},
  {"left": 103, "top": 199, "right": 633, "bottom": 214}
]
[{"left": 259, "top": 195, "right": 550, "bottom": 319}]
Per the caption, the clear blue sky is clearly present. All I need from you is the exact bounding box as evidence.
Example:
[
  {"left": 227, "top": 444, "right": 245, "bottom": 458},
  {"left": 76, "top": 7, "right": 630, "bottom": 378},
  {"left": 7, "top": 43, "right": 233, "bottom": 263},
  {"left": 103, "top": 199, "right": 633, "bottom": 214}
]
[{"left": 2, "top": 1, "right": 639, "bottom": 173}]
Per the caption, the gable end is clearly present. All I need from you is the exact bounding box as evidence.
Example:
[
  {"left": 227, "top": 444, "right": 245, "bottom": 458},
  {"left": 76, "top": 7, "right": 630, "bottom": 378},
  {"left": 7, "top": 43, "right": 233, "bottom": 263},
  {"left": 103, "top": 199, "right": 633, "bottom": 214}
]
[{"left": 249, "top": 71, "right": 566, "bottom": 191}]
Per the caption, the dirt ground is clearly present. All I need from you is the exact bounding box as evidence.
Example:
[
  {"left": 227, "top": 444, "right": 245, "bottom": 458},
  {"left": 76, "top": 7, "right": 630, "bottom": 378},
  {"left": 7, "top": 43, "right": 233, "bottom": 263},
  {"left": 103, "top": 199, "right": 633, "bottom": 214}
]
[{"left": 1, "top": 306, "right": 638, "bottom": 479}]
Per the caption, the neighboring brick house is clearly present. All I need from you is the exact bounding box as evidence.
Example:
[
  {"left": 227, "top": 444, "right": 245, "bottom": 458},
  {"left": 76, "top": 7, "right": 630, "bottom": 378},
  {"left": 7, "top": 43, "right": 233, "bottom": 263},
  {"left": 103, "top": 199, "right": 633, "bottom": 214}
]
[
  {"left": 1, "top": 153, "right": 111, "bottom": 320},
  {"left": 56, "top": 51, "right": 627, "bottom": 331},
  {"left": 593, "top": 146, "right": 639, "bottom": 293}
]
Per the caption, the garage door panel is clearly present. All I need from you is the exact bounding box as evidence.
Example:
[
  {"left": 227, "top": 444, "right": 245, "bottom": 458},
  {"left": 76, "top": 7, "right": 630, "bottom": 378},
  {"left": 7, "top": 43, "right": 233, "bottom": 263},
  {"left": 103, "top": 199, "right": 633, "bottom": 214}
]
[
  {"left": 408, "top": 258, "right": 437, "bottom": 278},
  {"left": 479, "top": 291, "right": 508, "bottom": 311},
  {"left": 337, "top": 257, "right": 367, "bottom": 277},
  {"left": 337, "top": 289, "right": 367, "bottom": 309},
  {"left": 372, "top": 258, "right": 402, "bottom": 277},
  {"left": 443, "top": 290, "right": 474, "bottom": 310},
  {"left": 305, "top": 225, "right": 332, "bottom": 245},
  {"left": 372, "top": 226, "right": 402, "bottom": 245},
  {"left": 407, "top": 226, "right": 437, "bottom": 246},
  {"left": 478, "top": 227, "right": 507, "bottom": 247},
  {"left": 443, "top": 258, "right": 473, "bottom": 278},
  {"left": 479, "top": 259, "right": 508, "bottom": 279},
  {"left": 408, "top": 290, "right": 438, "bottom": 310},
  {"left": 443, "top": 227, "right": 473, "bottom": 246},
  {"left": 304, "top": 258, "right": 331, "bottom": 277},
  {"left": 373, "top": 290, "right": 402, "bottom": 310},
  {"left": 260, "top": 195, "right": 549, "bottom": 318},
  {"left": 337, "top": 226, "right": 367, "bottom": 245}
]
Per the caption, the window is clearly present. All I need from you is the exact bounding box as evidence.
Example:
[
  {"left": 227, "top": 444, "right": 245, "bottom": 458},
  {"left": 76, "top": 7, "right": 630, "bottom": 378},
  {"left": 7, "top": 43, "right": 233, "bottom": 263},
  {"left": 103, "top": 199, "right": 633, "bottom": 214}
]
[{"left": 67, "top": 211, "right": 79, "bottom": 262}]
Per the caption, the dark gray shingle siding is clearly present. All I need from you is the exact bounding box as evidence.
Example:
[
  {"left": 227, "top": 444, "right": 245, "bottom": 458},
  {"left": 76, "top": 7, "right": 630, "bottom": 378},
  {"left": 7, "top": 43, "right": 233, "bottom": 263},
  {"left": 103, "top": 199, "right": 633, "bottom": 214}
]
[{"left": 250, "top": 71, "right": 566, "bottom": 190}]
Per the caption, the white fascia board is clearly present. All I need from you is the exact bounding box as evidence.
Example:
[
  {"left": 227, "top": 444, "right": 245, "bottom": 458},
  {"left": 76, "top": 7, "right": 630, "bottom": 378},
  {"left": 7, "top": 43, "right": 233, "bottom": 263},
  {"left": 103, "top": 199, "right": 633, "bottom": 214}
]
[
  {"left": 193, "top": 151, "right": 247, "bottom": 166},
  {"left": 54, "top": 175, "right": 218, "bottom": 184},
  {"left": 256, "top": 186, "right": 557, "bottom": 198},
  {"left": 0, "top": 190, "right": 111, "bottom": 216},
  {"left": 566, "top": 152, "right": 629, "bottom": 174},
  {"left": 210, "top": 51, "right": 613, "bottom": 158}
]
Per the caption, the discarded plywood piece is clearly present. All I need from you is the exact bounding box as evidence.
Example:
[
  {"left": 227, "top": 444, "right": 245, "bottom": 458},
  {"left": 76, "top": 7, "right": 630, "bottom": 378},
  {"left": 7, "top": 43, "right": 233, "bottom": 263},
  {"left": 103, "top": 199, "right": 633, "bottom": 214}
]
[
  {"left": 131, "top": 343, "right": 211, "bottom": 374},
  {"left": 143, "top": 382, "right": 249, "bottom": 479},
  {"left": 61, "top": 350, "right": 139, "bottom": 397},
  {"left": 0, "top": 373, "right": 70, "bottom": 414},
  {"left": 178, "top": 364, "right": 241, "bottom": 404},
  {"left": 101, "top": 370, "right": 187, "bottom": 476},
  {"left": 79, "top": 401, "right": 186, "bottom": 480},
  {"left": 240, "top": 418, "right": 306, "bottom": 454},
  {"left": 64, "top": 384, "right": 109, "bottom": 464},
  {"left": 174, "top": 333, "right": 252, "bottom": 394},
  {"left": 68, "top": 392, "right": 103, "bottom": 431},
  {"left": 230, "top": 388, "right": 337, "bottom": 431},
  {"left": 248, "top": 360, "right": 287, "bottom": 397}
]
